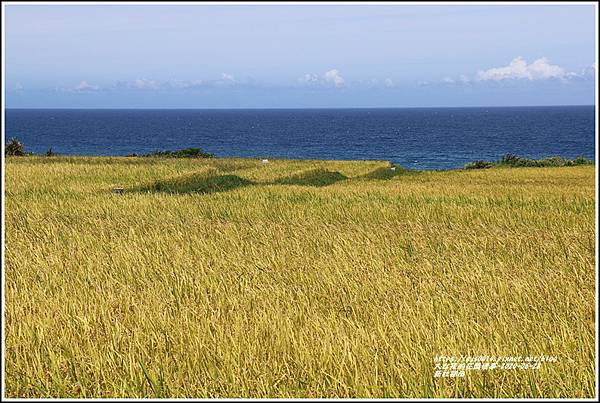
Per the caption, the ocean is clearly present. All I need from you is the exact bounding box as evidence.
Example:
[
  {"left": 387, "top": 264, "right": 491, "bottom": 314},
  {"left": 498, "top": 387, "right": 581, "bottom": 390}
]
[{"left": 5, "top": 106, "right": 595, "bottom": 170}]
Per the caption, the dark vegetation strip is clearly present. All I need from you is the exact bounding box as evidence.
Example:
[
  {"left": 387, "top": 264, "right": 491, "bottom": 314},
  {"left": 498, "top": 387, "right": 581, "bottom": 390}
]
[
  {"left": 464, "top": 154, "right": 593, "bottom": 169},
  {"left": 5, "top": 137, "right": 594, "bottom": 170}
]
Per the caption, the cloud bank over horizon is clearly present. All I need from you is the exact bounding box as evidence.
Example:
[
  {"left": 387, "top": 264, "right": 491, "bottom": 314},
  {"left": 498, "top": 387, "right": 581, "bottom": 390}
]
[{"left": 10, "top": 58, "right": 596, "bottom": 96}]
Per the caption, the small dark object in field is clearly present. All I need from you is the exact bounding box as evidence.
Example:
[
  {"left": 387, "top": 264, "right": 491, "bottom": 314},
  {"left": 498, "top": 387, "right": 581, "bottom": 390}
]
[
  {"left": 46, "top": 148, "right": 55, "bottom": 157},
  {"left": 112, "top": 187, "right": 125, "bottom": 194}
]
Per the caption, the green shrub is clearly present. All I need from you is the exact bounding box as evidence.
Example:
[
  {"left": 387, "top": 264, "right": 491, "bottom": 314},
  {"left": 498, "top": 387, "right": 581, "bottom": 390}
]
[
  {"left": 573, "top": 155, "right": 593, "bottom": 166},
  {"left": 5, "top": 138, "right": 25, "bottom": 156},
  {"left": 466, "top": 154, "right": 593, "bottom": 169},
  {"left": 499, "top": 153, "right": 521, "bottom": 166},
  {"left": 464, "top": 160, "right": 493, "bottom": 169}
]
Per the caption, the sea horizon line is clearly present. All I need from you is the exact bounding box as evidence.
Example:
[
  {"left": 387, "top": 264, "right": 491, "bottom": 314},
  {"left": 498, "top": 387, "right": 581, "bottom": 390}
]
[{"left": 4, "top": 104, "right": 596, "bottom": 111}]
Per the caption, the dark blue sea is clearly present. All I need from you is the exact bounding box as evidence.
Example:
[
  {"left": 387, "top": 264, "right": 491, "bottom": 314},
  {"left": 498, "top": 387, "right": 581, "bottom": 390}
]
[{"left": 5, "top": 106, "right": 595, "bottom": 170}]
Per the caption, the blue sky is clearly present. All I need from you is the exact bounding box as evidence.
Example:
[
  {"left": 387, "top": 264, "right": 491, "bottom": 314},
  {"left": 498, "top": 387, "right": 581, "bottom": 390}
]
[{"left": 4, "top": 3, "right": 597, "bottom": 108}]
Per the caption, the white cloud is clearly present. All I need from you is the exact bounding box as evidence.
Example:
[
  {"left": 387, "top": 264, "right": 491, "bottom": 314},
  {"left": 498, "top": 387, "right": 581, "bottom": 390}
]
[
  {"left": 113, "top": 78, "right": 160, "bottom": 90},
  {"left": 354, "top": 78, "right": 378, "bottom": 88},
  {"left": 299, "top": 69, "right": 345, "bottom": 88},
  {"left": 210, "top": 73, "right": 239, "bottom": 87},
  {"left": 221, "top": 73, "right": 236, "bottom": 82},
  {"left": 352, "top": 78, "right": 398, "bottom": 89},
  {"left": 74, "top": 80, "right": 100, "bottom": 91},
  {"left": 476, "top": 57, "right": 567, "bottom": 81},
  {"left": 324, "top": 69, "right": 345, "bottom": 87},
  {"left": 432, "top": 57, "right": 593, "bottom": 86},
  {"left": 582, "top": 62, "right": 596, "bottom": 77},
  {"left": 164, "top": 79, "right": 204, "bottom": 89},
  {"left": 435, "top": 75, "right": 470, "bottom": 86},
  {"left": 298, "top": 73, "right": 320, "bottom": 84},
  {"left": 133, "top": 78, "right": 160, "bottom": 90},
  {"left": 111, "top": 75, "right": 247, "bottom": 91},
  {"left": 14, "top": 82, "right": 24, "bottom": 92}
]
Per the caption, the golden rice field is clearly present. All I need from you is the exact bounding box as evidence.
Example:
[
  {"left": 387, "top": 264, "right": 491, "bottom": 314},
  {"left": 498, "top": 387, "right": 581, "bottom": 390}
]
[{"left": 3, "top": 156, "right": 596, "bottom": 398}]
